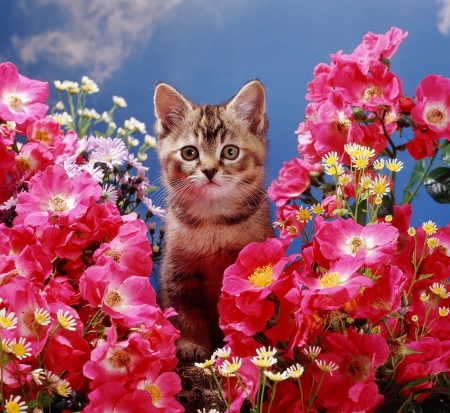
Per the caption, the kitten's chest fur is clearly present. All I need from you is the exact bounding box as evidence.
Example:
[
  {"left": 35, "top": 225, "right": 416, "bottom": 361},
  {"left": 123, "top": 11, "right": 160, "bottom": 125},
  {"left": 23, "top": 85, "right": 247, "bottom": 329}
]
[{"left": 153, "top": 80, "right": 274, "bottom": 362}]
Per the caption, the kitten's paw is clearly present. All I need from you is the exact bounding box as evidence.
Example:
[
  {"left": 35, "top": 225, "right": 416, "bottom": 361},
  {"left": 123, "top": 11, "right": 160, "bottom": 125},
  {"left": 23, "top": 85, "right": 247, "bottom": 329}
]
[{"left": 177, "top": 341, "right": 211, "bottom": 363}]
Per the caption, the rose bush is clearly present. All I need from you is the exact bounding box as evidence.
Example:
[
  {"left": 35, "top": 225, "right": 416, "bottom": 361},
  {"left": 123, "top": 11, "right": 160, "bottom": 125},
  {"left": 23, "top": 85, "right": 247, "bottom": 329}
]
[
  {"left": 0, "top": 64, "right": 177, "bottom": 413},
  {"left": 196, "top": 27, "right": 450, "bottom": 413}
]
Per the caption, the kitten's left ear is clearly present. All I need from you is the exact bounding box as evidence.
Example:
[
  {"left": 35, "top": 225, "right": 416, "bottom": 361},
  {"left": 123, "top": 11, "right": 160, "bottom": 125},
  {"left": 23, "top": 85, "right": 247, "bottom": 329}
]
[{"left": 227, "top": 80, "right": 267, "bottom": 135}]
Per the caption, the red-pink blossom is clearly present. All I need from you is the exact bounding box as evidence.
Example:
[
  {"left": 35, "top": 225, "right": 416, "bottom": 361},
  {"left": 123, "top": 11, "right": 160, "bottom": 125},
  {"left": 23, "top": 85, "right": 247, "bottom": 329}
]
[
  {"left": 134, "top": 364, "right": 183, "bottom": 412},
  {"left": 313, "top": 216, "right": 399, "bottom": 269},
  {"left": 94, "top": 219, "right": 153, "bottom": 276},
  {"left": 349, "top": 27, "right": 408, "bottom": 72},
  {"left": 268, "top": 158, "right": 311, "bottom": 206},
  {"left": 84, "top": 382, "right": 156, "bottom": 413},
  {"left": 15, "top": 164, "right": 101, "bottom": 226},
  {"left": 26, "top": 117, "right": 63, "bottom": 147},
  {"left": 300, "top": 255, "right": 372, "bottom": 304},
  {"left": 411, "top": 74, "right": 450, "bottom": 138},
  {"left": 0, "top": 62, "right": 49, "bottom": 132},
  {"left": 329, "top": 59, "right": 402, "bottom": 113},
  {"left": 0, "top": 276, "right": 51, "bottom": 353},
  {"left": 316, "top": 328, "right": 389, "bottom": 411},
  {"left": 84, "top": 326, "right": 162, "bottom": 389},
  {"left": 406, "top": 132, "right": 437, "bottom": 160},
  {"left": 395, "top": 337, "right": 450, "bottom": 396}
]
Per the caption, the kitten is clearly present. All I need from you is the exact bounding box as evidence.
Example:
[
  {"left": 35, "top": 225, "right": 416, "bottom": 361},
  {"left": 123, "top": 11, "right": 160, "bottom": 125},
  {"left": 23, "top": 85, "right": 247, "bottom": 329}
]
[{"left": 153, "top": 80, "right": 274, "bottom": 362}]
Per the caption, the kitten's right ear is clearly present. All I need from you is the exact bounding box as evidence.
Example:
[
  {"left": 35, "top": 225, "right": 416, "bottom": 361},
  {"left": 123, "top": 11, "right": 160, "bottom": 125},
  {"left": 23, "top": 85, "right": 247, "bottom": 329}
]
[{"left": 153, "top": 83, "right": 192, "bottom": 135}]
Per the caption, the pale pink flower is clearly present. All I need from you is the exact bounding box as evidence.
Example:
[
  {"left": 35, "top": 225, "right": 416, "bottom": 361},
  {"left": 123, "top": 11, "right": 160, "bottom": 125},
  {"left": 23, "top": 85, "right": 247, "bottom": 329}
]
[
  {"left": 411, "top": 74, "right": 450, "bottom": 137},
  {"left": 0, "top": 62, "right": 49, "bottom": 132},
  {"left": 15, "top": 164, "right": 101, "bottom": 226}
]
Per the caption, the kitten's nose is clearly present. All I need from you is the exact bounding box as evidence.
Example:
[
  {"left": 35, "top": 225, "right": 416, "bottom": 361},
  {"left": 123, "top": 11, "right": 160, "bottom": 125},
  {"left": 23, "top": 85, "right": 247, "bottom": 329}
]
[{"left": 202, "top": 168, "right": 218, "bottom": 181}]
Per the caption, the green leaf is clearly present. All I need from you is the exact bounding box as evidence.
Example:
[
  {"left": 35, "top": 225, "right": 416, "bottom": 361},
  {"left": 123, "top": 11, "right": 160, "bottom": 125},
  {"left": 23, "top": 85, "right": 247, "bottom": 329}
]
[
  {"left": 441, "top": 143, "right": 450, "bottom": 164},
  {"left": 386, "top": 311, "right": 404, "bottom": 319},
  {"left": 418, "top": 273, "right": 433, "bottom": 281},
  {"left": 424, "top": 167, "right": 450, "bottom": 203},
  {"left": 400, "top": 376, "right": 431, "bottom": 391},
  {"left": 402, "top": 159, "right": 425, "bottom": 204}
]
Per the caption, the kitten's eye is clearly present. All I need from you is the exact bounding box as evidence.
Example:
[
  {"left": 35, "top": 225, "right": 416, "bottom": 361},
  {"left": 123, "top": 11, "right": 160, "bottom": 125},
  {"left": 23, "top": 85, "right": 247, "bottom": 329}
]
[
  {"left": 221, "top": 145, "right": 240, "bottom": 160},
  {"left": 181, "top": 146, "right": 199, "bottom": 161}
]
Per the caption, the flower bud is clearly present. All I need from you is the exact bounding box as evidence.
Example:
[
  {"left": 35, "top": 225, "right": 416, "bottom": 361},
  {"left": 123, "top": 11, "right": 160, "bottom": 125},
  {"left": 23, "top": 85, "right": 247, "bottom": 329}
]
[{"left": 399, "top": 96, "right": 415, "bottom": 114}]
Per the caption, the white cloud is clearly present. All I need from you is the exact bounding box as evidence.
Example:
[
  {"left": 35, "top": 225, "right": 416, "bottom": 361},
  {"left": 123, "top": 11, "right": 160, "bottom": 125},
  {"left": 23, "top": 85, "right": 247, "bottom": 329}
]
[
  {"left": 11, "top": 0, "right": 183, "bottom": 82},
  {"left": 437, "top": 0, "right": 450, "bottom": 35}
]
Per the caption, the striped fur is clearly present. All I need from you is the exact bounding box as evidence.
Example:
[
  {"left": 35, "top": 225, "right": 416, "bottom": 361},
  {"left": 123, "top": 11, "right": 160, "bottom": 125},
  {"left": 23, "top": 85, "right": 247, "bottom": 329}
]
[{"left": 154, "top": 80, "right": 274, "bottom": 362}]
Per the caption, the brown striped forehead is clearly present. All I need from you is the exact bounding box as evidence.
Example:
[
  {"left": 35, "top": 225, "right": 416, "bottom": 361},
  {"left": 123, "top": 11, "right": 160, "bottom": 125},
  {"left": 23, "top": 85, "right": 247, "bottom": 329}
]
[{"left": 195, "top": 105, "right": 226, "bottom": 144}]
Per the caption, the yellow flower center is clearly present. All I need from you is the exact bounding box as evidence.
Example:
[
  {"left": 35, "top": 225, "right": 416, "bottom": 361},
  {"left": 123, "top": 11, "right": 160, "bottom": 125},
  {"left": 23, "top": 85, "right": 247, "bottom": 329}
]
[
  {"left": 58, "top": 316, "right": 71, "bottom": 329},
  {"left": 56, "top": 383, "right": 69, "bottom": 396},
  {"left": 103, "top": 155, "right": 113, "bottom": 163},
  {"left": 336, "top": 118, "right": 351, "bottom": 133},
  {"left": 248, "top": 265, "right": 273, "bottom": 288},
  {"left": 110, "top": 350, "right": 132, "bottom": 368},
  {"left": 11, "top": 342, "right": 27, "bottom": 358},
  {"left": 346, "top": 358, "right": 366, "bottom": 380},
  {"left": 6, "top": 400, "right": 21, "bottom": 413},
  {"left": 146, "top": 384, "right": 162, "bottom": 404},
  {"left": 348, "top": 236, "right": 367, "bottom": 255},
  {"left": 0, "top": 316, "right": 13, "bottom": 328},
  {"left": 104, "top": 250, "right": 121, "bottom": 263},
  {"left": 422, "top": 221, "right": 437, "bottom": 235},
  {"left": 105, "top": 290, "right": 124, "bottom": 307},
  {"left": 8, "top": 94, "right": 22, "bottom": 108},
  {"left": 16, "top": 157, "right": 32, "bottom": 172},
  {"left": 297, "top": 208, "right": 311, "bottom": 222},
  {"left": 49, "top": 194, "right": 68, "bottom": 213},
  {"left": 363, "top": 86, "right": 381, "bottom": 101},
  {"left": 34, "top": 312, "right": 48, "bottom": 325},
  {"left": 372, "top": 182, "right": 387, "bottom": 196},
  {"left": 318, "top": 271, "right": 342, "bottom": 288},
  {"left": 34, "top": 130, "right": 51, "bottom": 143},
  {"left": 427, "top": 108, "right": 445, "bottom": 124},
  {"left": 353, "top": 157, "right": 368, "bottom": 169}
]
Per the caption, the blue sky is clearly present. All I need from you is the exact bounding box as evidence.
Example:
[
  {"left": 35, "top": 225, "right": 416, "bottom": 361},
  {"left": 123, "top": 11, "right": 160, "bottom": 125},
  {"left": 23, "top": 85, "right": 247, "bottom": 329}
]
[{"left": 1, "top": 0, "right": 450, "bottom": 228}]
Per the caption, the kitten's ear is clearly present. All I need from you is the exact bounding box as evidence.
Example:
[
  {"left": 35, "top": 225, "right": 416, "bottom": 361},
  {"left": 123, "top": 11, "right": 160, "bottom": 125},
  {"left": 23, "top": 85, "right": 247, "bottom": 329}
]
[
  {"left": 227, "top": 80, "right": 267, "bottom": 135},
  {"left": 154, "top": 83, "right": 192, "bottom": 135}
]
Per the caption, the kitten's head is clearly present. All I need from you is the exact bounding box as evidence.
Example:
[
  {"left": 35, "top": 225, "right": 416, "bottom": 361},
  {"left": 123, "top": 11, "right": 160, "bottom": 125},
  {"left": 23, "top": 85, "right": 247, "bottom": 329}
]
[{"left": 153, "top": 80, "right": 268, "bottom": 218}]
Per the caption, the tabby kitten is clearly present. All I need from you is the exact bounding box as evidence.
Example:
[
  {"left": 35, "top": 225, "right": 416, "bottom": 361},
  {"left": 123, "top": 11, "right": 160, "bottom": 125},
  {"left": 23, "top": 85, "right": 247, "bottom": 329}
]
[{"left": 153, "top": 80, "right": 274, "bottom": 362}]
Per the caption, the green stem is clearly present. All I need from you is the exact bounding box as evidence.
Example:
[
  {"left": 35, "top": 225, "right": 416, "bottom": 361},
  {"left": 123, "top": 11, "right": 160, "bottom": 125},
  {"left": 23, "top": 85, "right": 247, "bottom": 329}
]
[
  {"left": 308, "top": 371, "right": 326, "bottom": 412},
  {"left": 267, "top": 382, "right": 278, "bottom": 413},
  {"left": 1, "top": 329, "right": 6, "bottom": 412},
  {"left": 259, "top": 372, "right": 267, "bottom": 413},
  {"left": 297, "top": 377, "right": 305, "bottom": 413},
  {"left": 236, "top": 373, "right": 256, "bottom": 408},
  {"left": 403, "top": 152, "right": 437, "bottom": 205}
]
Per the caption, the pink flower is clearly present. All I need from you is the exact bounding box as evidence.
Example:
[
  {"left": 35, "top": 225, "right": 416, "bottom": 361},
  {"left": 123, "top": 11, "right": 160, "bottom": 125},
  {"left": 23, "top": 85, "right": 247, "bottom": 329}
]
[
  {"left": 313, "top": 216, "right": 399, "bottom": 269},
  {"left": 84, "top": 382, "right": 156, "bottom": 413},
  {"left": 268, "top": 158, "right": 311, "bottom": 206},
  {"left": 395, "top": 337, "right": 450, "bottom": 397},
  {"left": 329, "top": 59, "right": 402, "bottom": 113},
  {"left": 221, "top": 238, "right": 290, "bottom": 299},
  {"left": 0, "top": 276, "right": 51, "bottom": 353},
  {"left": 94, "top": 219, "right": 153, "bottom": 276},
  {"left": 307, "top": 91, "right": 364, "bottom": 160},
  {"left": 352, "top": 265, "right": 406, "bottom": 322},
  {"left": 84, "top": 326, "right": 162, "bottom": 389},
  {"left": 300, "top": 255, "right": 373, "bottom": 304},
  {"left": 350, "top": 27, "right": 408, "bottom": 72},
  {"left": 411, "top": 74, "right": 450, "bottom": 137},
  {"left": 26, "top": 117, "right": 63, "bottom": 148},
  {"left": 0, "top": 62, "right": 49, "bottom": 132},
  {"left": 405, "top": 132, "right": 436, "bottom": 160},
  {"left": 134, "top": 364, "right": 183, "bottom": 412},
  {"left": 316, "top": 328, "right": 389, "bottom": 412},
  {"left": 101, "top": 275, "right": 159, "bottom": 329},
  {"left": 15, "top": 164, "right": 101, "bottom": 226}
]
